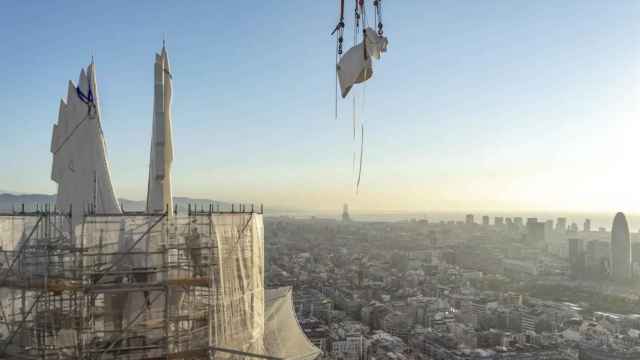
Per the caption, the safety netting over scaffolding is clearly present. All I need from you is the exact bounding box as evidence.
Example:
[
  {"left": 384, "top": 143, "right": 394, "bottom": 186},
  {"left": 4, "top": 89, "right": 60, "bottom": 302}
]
[{"left": 0, "top": 212, "right": 320, "bottom": 360}]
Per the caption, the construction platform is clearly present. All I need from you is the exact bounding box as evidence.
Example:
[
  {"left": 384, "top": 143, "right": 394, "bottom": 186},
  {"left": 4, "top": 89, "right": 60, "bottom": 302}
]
[{"left": 0, "top": 205, "right": 269, "bottom": 360}]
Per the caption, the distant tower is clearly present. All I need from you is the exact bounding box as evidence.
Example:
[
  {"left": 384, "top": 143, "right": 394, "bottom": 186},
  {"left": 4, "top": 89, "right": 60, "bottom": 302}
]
[
  {"left": 526, "top": 218, "right": 545, "bottom": 243},
  {"left": 513, "top": 217, "right": 523, "bottom": 228},
  {"left": 146, "top": 43, "right": 174, "bottom": 215},
  {"left": 569, "top": 222, "right": 578, "bottom": 233},
  {"left": 544, "top": 220, "right": 554, "bottom": 242},
  {"left": 342, "top": 204, "right": 352, "bottom": 222},
  {"left": 465, "top": 214, "right": 474, "bottom": 225},
  {"left": 556, "top": 217, "right": 567, "bottom": 233},
  {"left": 482, "top": 216, "right": 490, "bottom": 226},
  {"left": 568, "top": 238, "right": 585, "bottom": 278},
  {"left": 611, "top": 212, "right": 631, "bottom": 281}
]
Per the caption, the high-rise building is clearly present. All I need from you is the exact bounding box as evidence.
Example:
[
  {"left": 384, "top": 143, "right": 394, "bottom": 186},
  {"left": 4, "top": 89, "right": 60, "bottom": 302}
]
[
  {"left": 514, "top": 217, "right": 523, "bottom": 228},
  {"left": 584, "top": 219, "right": 591, "bottom": 233},
  {"left": 632, "top": 242, "right": 640, "bottom": 268},
  {"left": 465, "top": 214, "right": 474, "bottom": 225},
  {"left": 611, "top": 212, "right": 631, "bottom": 281},
  {"left": 586, "top": 240, "right": 610, "bottom": 279},
  {"left": 544, "top": 220, "right": 554, "bottom": 242},
  {"left": 342, "top": 204, "right": 352, "bottom": 222},
  {"left": 568, "top": 238, "right": 585, "bottom": 278},
  {"left": 569, "top": 222, "right": 578, "bottom": 233},
  {"left": 556, "top": 217, "right": 567, "bottom": 233},
  {"left": 526, "top": 218, "right": 545, "bottom": 243},
  {"left": 482, "top": 216, "right": 490, "bottom": 226},
  {"left": 494, "top": 217, "right": 504, "bottom": 226}
]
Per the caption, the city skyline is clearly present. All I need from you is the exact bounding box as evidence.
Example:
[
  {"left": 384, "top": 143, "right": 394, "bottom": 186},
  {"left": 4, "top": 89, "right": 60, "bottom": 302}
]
[{"left": 1, "top": 1, "right": 639, "bottom": 213}]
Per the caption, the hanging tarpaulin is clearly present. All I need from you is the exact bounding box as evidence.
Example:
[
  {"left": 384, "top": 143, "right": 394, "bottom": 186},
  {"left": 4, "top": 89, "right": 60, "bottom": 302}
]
[
  {"left": 332, "top": 0, "right": 388, "bottom": 194},
  {"left": 337, "top": 27, "right": 387, "bottom": 98},
  {"left": 333, "top": 0, "right": 388, "bottom": 98}
]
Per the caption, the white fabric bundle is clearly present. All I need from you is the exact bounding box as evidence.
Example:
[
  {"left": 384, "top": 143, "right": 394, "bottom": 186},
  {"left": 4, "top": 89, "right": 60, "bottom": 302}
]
[{"left": 337, "top": 27, "right": 388, "bottom": 98}]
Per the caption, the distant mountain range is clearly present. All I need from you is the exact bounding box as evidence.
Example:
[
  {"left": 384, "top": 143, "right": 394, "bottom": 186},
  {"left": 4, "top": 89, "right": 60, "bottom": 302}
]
[{"left": 0, "top": 192, "right": 240, "bottom": 213}]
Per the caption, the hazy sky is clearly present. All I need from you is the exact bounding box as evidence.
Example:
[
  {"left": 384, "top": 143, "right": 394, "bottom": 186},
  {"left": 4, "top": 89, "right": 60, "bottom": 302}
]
[{"left": 0, "top": 1, "right": 639, "bottom": 212}]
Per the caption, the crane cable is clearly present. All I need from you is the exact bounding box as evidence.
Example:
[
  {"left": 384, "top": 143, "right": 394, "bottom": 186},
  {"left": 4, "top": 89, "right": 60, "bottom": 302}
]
[
  {"left": 354, "top": 0, "right": 367, "bottom": 194},
  {"left": 332, "top": 0, "right": 345, "bottom": 120}
]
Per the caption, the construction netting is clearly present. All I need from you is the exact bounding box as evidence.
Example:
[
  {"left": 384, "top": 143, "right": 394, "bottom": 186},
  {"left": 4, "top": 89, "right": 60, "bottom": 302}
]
[
  {"left": 0, "top": 214, "right": 76, "bottom": 354},
  {"left": 0, "top": 213, "right": 318, "bottom": 360},
  {"left": 76, "top": 213, "right": 265, "bottom": 359},
  {"left": 264, "top": 287, "right": 322, "bottom": 360},
  {"left": 0, "top": 212, "right": 319, "bottom": 360}
]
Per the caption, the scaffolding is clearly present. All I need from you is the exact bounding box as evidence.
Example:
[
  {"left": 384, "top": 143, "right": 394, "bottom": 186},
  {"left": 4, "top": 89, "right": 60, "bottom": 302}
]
[{"left": 0, "top": 205, "right": 268, "bottom": 360}]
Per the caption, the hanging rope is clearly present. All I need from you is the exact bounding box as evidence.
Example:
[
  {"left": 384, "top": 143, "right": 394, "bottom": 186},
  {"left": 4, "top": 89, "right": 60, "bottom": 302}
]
[
  {"left": 331, "top": 0, "right": 346, "bottom": 54},
  {"left": 333, "top": 0, "right": 346, "bottom": 120},
  {"left": 51, "top": 112, "right": 91, "bottom": 155},
  {"left": 360, "top": 0, "right": 368, "bottom": 61},
  {"left": 335, "top": 50, "right": 339, "bottom": 120},
  {"left": 354, "top": 0, "right": 368, "bottom": 194},
  {"left": 76, "top": 74, "right": 97, "bottom": 118},
  {"left": 52, "top": 78, "right": 98, "bottom": 155},
  {"left": 352, "top": 0, "right": 360, "bottom": 191},
  {"left": 374, "top": 0, "right": 384, "bottom": 36},
  {"left": 356, "top": 122, "right": 365, "bottom": 193},
  {"left": 333, "top": 0, "right": 382, "bottom": 194}
]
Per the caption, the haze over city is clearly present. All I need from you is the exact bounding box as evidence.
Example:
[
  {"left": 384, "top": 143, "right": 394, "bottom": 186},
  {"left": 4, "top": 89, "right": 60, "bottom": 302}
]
[
  {"left": 1, "top": 1, "right": 639, "bottom": 213},
  {"left": 5, "top": 2, "right": 640, "bottom": 360}
]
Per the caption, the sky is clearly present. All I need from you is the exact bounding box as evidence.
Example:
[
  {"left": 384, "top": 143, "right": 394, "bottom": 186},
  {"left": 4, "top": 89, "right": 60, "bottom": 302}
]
[{"left": 0, "top": 1, "right": 639, "bottom": 213}]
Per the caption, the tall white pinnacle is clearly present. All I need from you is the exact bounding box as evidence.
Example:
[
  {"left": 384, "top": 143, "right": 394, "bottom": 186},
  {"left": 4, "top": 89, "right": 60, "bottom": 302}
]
[
  {"left": 146, "top": 44, "right": 173, "bottom": 215},
  {"left": 51, "top": 62, "right": 121, "bottom": 221}
]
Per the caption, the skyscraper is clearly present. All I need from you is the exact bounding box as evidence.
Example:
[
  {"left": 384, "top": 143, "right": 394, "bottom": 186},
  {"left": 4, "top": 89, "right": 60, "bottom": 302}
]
[
  {"left": 583, "top": 219, "right": 591, "bottom": 233},
  {"left": 569, "top": 222, "right": 578, "bottom": 233},
  {"left": 568, "top": 238, "right": 585, "bottom": 278},
  {"left": 611, "top": 212, "right": 631, "bottom": 281},
  {"left": 556, "top": 217, "right": 567, "bottom": 233},
  {"left": 494, "top": 217, "right": 504, "bottom": 227},
  {"left": 513, "top": 217, "right": 523, "bottom": 228},
  {"left": 632, "top": 242, "right": 640, "bottom": 268},
  {"left": 586, "top": 240, "right": 610, "bottom": 278},
  {"left": 526, "top": 218, "right": 545, "bottom": 243},
  {"left": 342, "top": 204, "right": 352, "bottom": 222},
  {"left": 482, "top": 216, "right": 490, "bottom": 226},
  {"left": 465, "top": 214, "right": 474, "bottom": 225},
  {"left": 544, "top": 220, "right": 554, "bottom": 243}
]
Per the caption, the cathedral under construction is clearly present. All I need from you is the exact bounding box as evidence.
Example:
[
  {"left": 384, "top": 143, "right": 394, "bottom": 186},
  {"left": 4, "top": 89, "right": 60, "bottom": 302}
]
[{"left": 0, "top": 45, "right": 319, "bottom": 360}]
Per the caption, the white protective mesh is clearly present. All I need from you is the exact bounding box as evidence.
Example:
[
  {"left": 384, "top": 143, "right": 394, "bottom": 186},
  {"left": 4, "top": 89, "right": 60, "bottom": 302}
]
[
  {"left": 264, "top": 287, "right": 322, "bottom": 360},
  {"left": 211, "top": 213, "right": 265, "bottom": 358},
  {"left": 78, "top": 213, "right": 266, "bottom": 359},
  {"left": 0, "top": 215, "right": 40, "bottom": 251},
  {"left": 0, "top": 216, "right": 40, "bottom": 339},
  {"left": 0, "top": 213, "right": 319, "bottom": 360}
]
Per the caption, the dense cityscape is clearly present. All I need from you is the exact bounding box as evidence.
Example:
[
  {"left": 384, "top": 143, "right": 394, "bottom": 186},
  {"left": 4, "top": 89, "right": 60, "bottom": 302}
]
[
  {"left": 266, "top": 206, "right": 640, "bottom": 360},
  {"left": 2, "top": 2, "right": 639, "bottom": 360}
]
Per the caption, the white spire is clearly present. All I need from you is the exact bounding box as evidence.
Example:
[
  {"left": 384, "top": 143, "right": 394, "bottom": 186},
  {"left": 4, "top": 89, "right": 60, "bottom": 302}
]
[
  {"left": 51, "top": 62, "right": 121, "bottom": 221},
  {"left": 146, "top": 44, "right": 174, "bottom": 215}
]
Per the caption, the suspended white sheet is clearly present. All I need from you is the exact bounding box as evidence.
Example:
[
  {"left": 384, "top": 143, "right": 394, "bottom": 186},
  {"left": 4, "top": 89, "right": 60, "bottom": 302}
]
[{"left": 337, "top": 27, "right": 388, "bottom": 98}]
